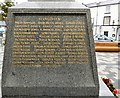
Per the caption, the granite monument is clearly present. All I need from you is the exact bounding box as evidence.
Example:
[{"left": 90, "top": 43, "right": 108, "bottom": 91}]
[{"left": 2, "top": 0, "right": 99, "bottom": 98}]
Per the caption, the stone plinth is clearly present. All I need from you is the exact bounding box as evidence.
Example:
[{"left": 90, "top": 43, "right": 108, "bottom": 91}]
[{"left": 2, "top": 1, "right": 99, "bottom": 98}]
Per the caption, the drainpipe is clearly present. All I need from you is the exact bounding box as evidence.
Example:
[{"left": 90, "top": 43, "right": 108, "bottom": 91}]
[
  {"left": 118, "top": 1, "right": 120, "bottom": 47},
  {"left": 95, "top": 5, "right": 98, "bottom": 34},
  {"left": 95, "top": 2, "right": 101, "bottom": 35}
]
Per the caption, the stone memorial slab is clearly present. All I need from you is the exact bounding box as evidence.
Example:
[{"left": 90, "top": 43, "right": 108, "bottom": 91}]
[{"left": 2, "top": 1, "right": 99, "bottom": 98}]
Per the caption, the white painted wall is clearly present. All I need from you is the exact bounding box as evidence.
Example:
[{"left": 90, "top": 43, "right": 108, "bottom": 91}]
[
  {"left": 90, "top": 4, "right": 118, "bottom": 40},
  {"left": 117, "top": 3, "right": 120, "bottom": 41}
]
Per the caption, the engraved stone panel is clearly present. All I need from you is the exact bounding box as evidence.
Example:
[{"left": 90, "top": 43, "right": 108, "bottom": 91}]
[
  {"left": 12, "top": 14, "right": 89, "bottom": 67},
  {"left": 2, "top": 2, "right": 99, "bottom": 98}
]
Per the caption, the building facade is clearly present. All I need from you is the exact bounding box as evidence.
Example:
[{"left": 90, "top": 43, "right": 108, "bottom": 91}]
[
  {"left": 85, "top": 0, "right": 120, "bottom": 41},
  {"left": 118, "top": 2, "right": 120, "bottom": 41}
]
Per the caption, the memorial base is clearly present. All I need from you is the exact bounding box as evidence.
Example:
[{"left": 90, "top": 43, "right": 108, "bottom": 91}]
[
  {"left": 2, "top": 1, "right": 99, "bottom": 98},
  {"left": 2, "top": 96, "right": 98, "bottom": 98}
]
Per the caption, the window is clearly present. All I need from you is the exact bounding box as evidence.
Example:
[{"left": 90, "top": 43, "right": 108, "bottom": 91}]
[
  {"left": 104, "top": 31, "right": 108, "bottom": 37},
  {"left": 103, "top": 16, "right": 111, "bottom": 25},
  {"left": 105, "top": 5, "right": 111, "bottom": 14}
]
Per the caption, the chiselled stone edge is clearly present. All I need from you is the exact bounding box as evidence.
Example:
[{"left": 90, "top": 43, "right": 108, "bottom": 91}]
[{"left": 2, "top": 86, "right": 99, "bottom": 96}]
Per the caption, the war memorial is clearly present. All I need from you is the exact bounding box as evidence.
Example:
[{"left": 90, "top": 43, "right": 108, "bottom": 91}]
[{"left": 2, "top": 0, "right": 99, "bottom": 97}]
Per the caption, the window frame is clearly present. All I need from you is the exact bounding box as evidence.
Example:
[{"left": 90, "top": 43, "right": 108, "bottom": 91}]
[{"left": 103, "top": 16, "right": 111, "bottom": 25}]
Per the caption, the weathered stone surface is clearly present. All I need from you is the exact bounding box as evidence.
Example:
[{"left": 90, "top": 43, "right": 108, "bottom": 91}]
[
  {"left": 2, "top": 97, "right": 98, "bottom": 98},
  {"left": 28, "top": 0, "right": 75, "bottom": 2},
  {"left": 2, "top": 1, "right": 99, "bottom": 98}
]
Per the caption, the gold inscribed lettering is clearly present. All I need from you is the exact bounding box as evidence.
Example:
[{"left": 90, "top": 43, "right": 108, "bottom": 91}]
[{"left": 12, "top": 15, "right": 89, "bottom": 67}]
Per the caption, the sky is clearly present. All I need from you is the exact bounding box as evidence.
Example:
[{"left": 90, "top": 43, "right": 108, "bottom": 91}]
[{"left": 14, "top": 0, "right": 107, "bottom": 4}]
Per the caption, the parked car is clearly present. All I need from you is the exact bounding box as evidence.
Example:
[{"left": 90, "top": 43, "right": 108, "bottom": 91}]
[
  {"left": 94, "top": 34, "right": 115, "bottom": 42},
  {"left": 0, "top": 27, "right": 6, "bottom": 37}
]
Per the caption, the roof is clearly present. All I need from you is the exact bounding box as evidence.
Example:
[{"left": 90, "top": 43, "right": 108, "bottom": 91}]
[{"left": 84, "top": 0, "right": 120, "bottom": 8}]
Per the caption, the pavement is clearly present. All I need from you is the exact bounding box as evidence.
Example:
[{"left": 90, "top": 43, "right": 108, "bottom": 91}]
[
  {"left": 96, "top": 52, "right": 120, "bottom": 97},
  {"left": 0, "top": 46, "right": 119, "bottom": 97}
]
